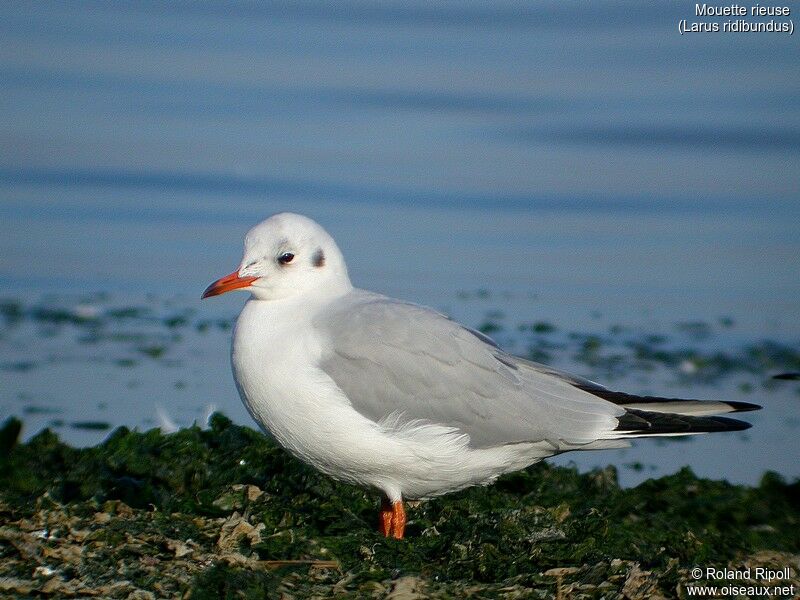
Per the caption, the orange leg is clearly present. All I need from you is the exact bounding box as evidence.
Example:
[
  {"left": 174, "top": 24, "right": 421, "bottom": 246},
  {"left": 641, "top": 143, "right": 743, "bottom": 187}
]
[
  {"left": 391, "top": 500, "right": 406, "bottom": 539},
  {"left": 379, "top": 497, "right": 393, "bottom": 537},
  {"left": 378, "top": 497, "right": 407, "bottom": 539}
]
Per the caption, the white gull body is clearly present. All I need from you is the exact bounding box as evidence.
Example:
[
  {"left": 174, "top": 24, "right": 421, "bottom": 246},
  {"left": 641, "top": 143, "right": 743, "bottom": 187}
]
[
  {"left": 232, "top": 290, "right": 594, "bottom": 503},
  {"left": 203, "top": 213, "right": 757, "bottom": 537}
]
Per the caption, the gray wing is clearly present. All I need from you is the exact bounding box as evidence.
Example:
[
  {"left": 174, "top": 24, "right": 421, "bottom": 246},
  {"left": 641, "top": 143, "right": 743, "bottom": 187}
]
[{"left": 313, "top": 291, "right": 624, "bottom": 448}]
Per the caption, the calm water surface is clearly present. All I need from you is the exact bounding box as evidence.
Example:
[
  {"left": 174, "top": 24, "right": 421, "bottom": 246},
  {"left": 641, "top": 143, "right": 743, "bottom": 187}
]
[{"left": 1, "top": 2, "right": 798, "bottom": 486}]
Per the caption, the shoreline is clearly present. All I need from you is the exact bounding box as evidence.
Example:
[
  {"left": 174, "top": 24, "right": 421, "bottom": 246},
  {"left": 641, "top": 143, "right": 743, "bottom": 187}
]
[{"left": 1, "top": 414, "right": 798, "bottom": 598}]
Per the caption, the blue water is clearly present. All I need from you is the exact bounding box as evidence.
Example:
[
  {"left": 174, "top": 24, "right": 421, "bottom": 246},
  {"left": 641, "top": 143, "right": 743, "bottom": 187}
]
[{"left": 1, "top": 1, "right": 798, "bottom": 486}]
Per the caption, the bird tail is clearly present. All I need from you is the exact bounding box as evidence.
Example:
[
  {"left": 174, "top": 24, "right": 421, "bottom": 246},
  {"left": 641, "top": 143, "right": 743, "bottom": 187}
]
[
  {"left": 573, "top": 387, "right": 761, "bottom": 439},
  {"left": 611, "top": 408, "right": 753, "bottom": 438}
]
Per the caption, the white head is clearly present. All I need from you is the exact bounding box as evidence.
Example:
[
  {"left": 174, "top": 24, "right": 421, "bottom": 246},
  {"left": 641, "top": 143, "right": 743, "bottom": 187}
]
[{"left": 202, "top": 213, "right": 352, "bottom": 301}]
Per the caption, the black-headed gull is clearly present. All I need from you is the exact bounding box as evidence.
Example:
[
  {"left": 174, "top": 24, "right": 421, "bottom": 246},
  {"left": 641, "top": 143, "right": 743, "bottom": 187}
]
[{"left": 202, "top": 213, "right": 759, "bottom": 539}]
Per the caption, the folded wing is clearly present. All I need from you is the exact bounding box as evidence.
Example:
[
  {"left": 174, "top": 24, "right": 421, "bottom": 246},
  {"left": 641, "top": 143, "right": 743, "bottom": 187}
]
[
  {"left": 314, "top": 292, "right": 624, "bottom": 448},
  {"left": 314, "top": 290, "right": 760, "bottom": 449}
]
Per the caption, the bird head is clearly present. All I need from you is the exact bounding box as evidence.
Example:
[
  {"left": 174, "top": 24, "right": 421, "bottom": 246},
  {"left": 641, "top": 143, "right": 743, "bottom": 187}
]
[{"left": 202, "top": 213, "right": 351, "bottom": 301}]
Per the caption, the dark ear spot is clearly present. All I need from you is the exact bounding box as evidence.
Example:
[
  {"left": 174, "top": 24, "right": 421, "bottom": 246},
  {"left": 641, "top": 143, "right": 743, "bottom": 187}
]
[{"left": 312, "top": 248, "right": 325, "bottom": 267}]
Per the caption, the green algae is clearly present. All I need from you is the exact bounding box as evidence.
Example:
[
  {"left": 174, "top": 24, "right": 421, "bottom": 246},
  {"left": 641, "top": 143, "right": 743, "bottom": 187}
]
[
  {"left": 1, "top": 415, "right": 798, "bottom": 598},
  {"left": 69, "top": 421, "right": 112, "bottom": 431}
]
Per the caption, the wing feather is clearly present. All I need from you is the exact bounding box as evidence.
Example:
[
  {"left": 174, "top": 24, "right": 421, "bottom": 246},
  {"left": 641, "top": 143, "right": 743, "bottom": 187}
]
[{"left": 313, "top": 291, "right": 624, "bottom": 448}]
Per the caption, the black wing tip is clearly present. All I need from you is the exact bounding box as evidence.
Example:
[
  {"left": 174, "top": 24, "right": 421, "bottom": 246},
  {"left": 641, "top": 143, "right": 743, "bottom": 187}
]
[
  {"left": 711, "top": 416, "right": 752, "bottom": 432},
  {"left": 575, "top": 385, "right": 762, "bottom": 413},
  {"left": 725, "top": 400, "right": 761, "bottom": 413},
  {"left": 615, "top": 409, "right": 753, "bottom": 436}
]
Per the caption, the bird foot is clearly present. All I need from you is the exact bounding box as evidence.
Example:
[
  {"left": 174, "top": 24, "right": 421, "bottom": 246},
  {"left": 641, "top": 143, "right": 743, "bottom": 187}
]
[{"left": 378, "top": 498, "right": 406, "bottom": 539}]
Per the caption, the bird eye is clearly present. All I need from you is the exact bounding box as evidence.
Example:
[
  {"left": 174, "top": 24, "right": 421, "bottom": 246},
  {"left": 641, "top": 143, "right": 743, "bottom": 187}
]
[{"left": 278, "top": 252, "right": 295, "bottom": 265}]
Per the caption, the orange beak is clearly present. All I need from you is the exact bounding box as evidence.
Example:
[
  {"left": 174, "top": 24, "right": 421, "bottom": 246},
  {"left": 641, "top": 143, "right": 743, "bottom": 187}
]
[{"left": 202, "top": 271, "right": 258, "bottom": 299}]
